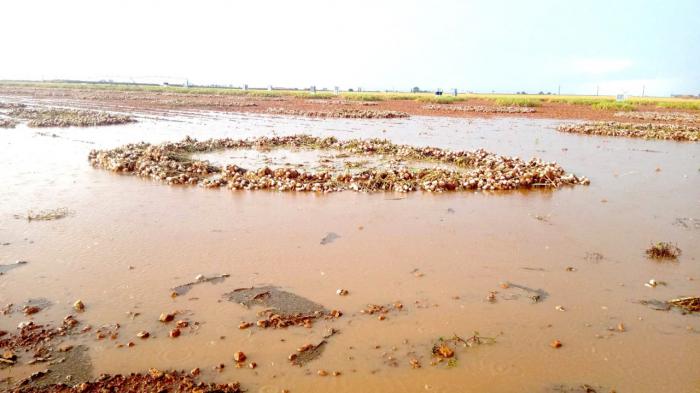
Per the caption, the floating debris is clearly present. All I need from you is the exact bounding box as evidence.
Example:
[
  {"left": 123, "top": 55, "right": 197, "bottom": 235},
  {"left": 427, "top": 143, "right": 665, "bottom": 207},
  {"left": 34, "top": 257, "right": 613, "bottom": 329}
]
[
  {"left": 18, "top": 208, "right": 70, "bottom": 222},
  {"left": 613, "top": 111, "right": 699, "bottom": 123},
  {"left": 171, "top": 273, "right": 230, "bottom": 296},
  {"left": 320, "top": 232, "right": 340, "bottom": 245},
  {"left": 89, "top": 135, "right": 589, "bottom": 193},
  {"left": 422, "top": 104, "right": 536, "bottom": 114},
  {"left": 430, "top": 332, "right": 497, "bottom": 366},
  {"left": 557, "top": 122, "right": 700, "bottom": 141},
  {"left": 360, "top": 302, "right": 404, "bottom": 318},
  {"left": 645, "top": 242, "right": 681, "bottom": 260},
  {"left": 267, "top": 107, "right": 409, "bottom": 119},
  {"left": 668, "top": 296, "right": 700, "bottom": 313},
  {"left": 8, "top": 108, "right": 135, "bottom": 128}
]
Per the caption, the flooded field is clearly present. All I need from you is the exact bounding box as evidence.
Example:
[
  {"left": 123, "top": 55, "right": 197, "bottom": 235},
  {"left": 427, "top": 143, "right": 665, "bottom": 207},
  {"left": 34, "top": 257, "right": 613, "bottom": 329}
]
[{"left": 1, "top": 100, "right": 699, "bottom": 393}]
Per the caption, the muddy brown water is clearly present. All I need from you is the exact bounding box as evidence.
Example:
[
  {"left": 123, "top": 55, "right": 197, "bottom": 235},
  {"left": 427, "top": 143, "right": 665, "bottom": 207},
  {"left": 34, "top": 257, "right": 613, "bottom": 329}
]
[{"left": 1, "top": 99, "right": 699, "bottom": 392}]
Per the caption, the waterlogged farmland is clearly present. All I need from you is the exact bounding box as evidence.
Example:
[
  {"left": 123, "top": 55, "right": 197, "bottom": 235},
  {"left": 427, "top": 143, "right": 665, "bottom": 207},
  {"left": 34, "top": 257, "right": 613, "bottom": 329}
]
[{"left": 0, "top": 97, "right": 699, "bottom": 393}]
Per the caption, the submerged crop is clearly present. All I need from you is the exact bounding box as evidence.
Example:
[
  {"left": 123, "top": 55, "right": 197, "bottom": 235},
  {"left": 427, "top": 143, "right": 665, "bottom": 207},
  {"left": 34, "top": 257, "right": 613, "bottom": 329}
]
[
  {"left": 422, "top": 105, "right": 536, "bottom": 114},
  {"left": 88, "top": 135, "right": 589, "bottom": 193},
  {"left": 557, "top": 122, "right": 700, "bottom": 141},
  {"left": 8, "top": 108, "right": 135, "bottom": 128},
  {"left": 267, "top": 108, "right": 409, "bottom": 119}
]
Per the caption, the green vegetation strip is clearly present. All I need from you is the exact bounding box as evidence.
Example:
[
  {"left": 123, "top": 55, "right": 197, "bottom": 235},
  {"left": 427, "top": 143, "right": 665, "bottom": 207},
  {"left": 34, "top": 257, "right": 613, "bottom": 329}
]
[
  {"left": 3, "top": 82, "right": 700, "bottom": 110},
  {"left": 89, "top": 135, "right": 589, "bottom": 193}
]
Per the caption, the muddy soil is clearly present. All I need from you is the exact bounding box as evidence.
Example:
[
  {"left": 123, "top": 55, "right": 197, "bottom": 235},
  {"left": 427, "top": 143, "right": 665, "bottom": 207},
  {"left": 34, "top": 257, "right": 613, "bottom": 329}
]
[{"left": 1, "top": 85, "right": 698, "bottom": 125}]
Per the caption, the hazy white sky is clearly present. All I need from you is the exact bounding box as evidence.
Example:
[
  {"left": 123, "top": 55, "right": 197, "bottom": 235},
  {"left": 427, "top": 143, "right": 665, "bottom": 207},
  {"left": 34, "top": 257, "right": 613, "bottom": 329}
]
[{"left": 2, "top": 0, "right": 699, "bottom": 96}]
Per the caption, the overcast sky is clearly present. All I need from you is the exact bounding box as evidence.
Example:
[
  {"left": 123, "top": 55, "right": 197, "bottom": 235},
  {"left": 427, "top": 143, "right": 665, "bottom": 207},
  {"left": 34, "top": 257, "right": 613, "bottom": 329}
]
[{"left": 2, "top": 0, "right": 699, "bottom": 96}]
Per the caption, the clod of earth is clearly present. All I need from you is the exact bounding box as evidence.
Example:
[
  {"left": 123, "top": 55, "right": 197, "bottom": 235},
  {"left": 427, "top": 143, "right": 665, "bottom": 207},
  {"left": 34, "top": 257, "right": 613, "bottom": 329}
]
[
  {"left": 233, "top": 351, "right": 246, "bottom": 363},
  {"left": 7, "top": 108, "right": 135, "bottom": 128},
  {"left": 645, "top": 242, "right": 681, "bottom": 259},
  {"left": 23, "top": 306, "right": 41, "bottom": 315},
  {"left": 171, "top": 273, "right": 230, "bottom": 296},
  {"left": 224, "top": 286, "right": 335, "bottom": 329},
  {"left": 336, "top": 289, "right": 349, "bottom": 296},
  {"left": 432, "top": 343, "right": 454, "bottom": 358},
  {"left": 422, "top": 104, "right": 536, "bottom": 114},
  {"left": 88, "top": 135, "right": 589, "bottom": 193},
  {"left": 557, "top": 121, "right": 700, "bottom": 142},
  {"left": 159, "top": 312, "right": 176, "bottom": 323},
  {"left": 0, "top": 317, "right": 80, "bottom": 353},
  {"left": 360, "top": 302, "right": 404, "bottom": 317},
  {"left": 73, "top": 300, "right": 84, "bottom": 312}
]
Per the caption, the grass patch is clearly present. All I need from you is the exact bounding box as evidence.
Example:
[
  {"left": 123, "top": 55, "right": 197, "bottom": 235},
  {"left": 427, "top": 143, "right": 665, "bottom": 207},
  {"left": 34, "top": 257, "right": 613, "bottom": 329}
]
[
  {"left": 546, "top": 97, "right": 612, "bottom": 105},
  {"left": 414, "top": 95, "right": 467, "bottom": 104},
  {"left": 340, "top": 93, "right": 386, "bottom": 101},
  {"left": 591, "top": 101, "right": 637, "bottom": 111},
  {"left": 657, "top": 101, "right": 700, "bottom": 111},
  {"left": 493, "top": 98, "right": 541, "bottom": 107}
]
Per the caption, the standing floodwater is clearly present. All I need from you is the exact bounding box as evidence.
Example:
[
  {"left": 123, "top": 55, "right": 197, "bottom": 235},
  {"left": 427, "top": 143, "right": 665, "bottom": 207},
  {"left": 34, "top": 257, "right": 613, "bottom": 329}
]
[{"left": 1, "top": 105, "right": 699, "bottom": 393}]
